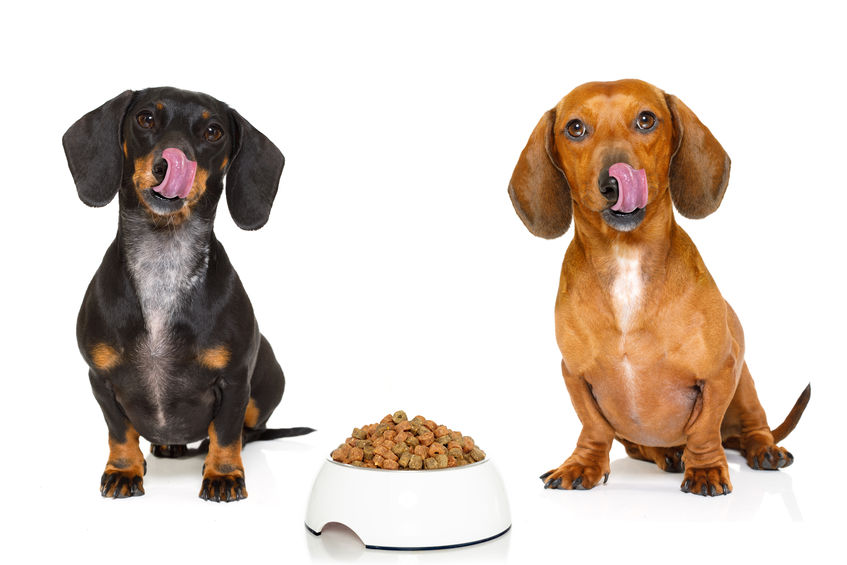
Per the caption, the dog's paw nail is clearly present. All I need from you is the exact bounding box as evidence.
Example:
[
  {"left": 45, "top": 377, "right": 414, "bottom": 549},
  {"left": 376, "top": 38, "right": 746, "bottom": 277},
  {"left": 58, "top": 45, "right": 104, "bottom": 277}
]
[
  {"left": 709, "top": 484, "right": 717, "bottom": 497},
  {"left": 721, "top": 483, "right": 731, "bottom": 495},
  {"left": 603, "top": 472, "right": 609, "bottom": 484},
  {"left": 571, "top": 476, "right": 584, "bottom": 490},
  {"left": 539, "top": 471, "right": 553, "bottom": 481},
  {"left": 545, "top": 477, "right": 562, "bottom": 490},
  {"left": 681, "top": 479, "right": 691, "bottom": 493}
]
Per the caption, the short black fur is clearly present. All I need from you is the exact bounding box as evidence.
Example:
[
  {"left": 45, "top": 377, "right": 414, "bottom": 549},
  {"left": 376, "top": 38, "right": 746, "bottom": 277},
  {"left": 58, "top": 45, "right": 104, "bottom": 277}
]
[{"left": 64, "top": 87, "right": 312, "bottom": 501}]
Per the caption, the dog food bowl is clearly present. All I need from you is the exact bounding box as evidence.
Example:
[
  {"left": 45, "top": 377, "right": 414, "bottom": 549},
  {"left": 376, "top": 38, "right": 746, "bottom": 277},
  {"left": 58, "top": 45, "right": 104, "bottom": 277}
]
[{"left": 305, "top": 457, "right": 511, "bottom": 550}]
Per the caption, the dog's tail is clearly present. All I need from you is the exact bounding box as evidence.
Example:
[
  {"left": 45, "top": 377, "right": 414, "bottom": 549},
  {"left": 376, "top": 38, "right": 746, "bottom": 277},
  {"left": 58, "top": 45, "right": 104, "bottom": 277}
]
[
  {"left": 244, "top": 426, "right": 316, "bottom": 444},
  {"left": 723, "top": 384, "right": 810, "bottom": 450},
  {"left": 180, "top": 426, "right": 315, "bottom": 456},
  {"left": 771, "top": 384, "right": 811, "bottom": 443}
]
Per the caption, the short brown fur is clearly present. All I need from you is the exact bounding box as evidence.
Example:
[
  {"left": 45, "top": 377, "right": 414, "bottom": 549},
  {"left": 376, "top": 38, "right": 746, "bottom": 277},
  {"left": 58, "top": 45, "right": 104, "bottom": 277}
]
[
  {"left": 244, "top": 398, "right": 260, "bottom": 429},
  {"left": 510, "top": 79, "right": 808, "bottom": 496},
  {"left": 198, "top": 345, "right": 230, "bottom": 370},
  {"left": 90, "top": 343, "right": 121, "bottom": 371}
]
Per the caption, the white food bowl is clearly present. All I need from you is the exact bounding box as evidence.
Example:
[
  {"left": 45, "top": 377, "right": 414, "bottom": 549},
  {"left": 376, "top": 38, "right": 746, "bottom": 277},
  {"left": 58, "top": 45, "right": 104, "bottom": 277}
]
[{"left": 305, "top": 457, "right": 511, "bottom": 550}]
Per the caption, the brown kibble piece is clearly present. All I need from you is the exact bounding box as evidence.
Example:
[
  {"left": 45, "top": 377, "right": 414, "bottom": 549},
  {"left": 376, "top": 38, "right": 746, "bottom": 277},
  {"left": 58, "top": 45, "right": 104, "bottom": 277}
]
[
  {"left": 374, "top": 445, "right": 398, "bottom": 462},
  {"left": 392, "top": 442, "right": 408, "bottom": 456},
  {"left": 331, "top": 411, "right": 485, "bottom": 470},
  {"left": 392, "top": 410, "right": 408, "bottom": 424},
  {"left": 428, "top": 443, "right": 446, "bottom": 457},
  {"left": 382, "top": 459, "right": 400, "bottom": 470}
]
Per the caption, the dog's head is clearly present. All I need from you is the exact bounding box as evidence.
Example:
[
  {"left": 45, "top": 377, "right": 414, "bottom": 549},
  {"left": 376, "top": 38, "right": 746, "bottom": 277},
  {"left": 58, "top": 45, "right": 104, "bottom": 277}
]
[
  {"left": 63, "top": 87, "right": 284, "bottom": 230},
  {"left": 509, "top": 79, "right": 730, "bottom": 238}
]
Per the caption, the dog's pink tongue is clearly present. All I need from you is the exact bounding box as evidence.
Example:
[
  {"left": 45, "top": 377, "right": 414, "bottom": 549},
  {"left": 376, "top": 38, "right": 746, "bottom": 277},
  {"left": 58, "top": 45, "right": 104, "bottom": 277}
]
[
  {"left": 153, "top": 148, "right": 197, "bottom": 199},
  {"left": 609, "top": 163, "right": 648, "bottom": 213}
]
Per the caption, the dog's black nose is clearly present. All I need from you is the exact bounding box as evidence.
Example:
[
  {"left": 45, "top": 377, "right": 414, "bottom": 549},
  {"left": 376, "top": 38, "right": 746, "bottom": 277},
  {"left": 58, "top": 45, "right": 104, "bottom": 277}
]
[
  {"left": 152, "top": 157, "right": 168, "bottom": 184},
  {"left": 598, "top": 172, "right": 619, "bottom": 204}
]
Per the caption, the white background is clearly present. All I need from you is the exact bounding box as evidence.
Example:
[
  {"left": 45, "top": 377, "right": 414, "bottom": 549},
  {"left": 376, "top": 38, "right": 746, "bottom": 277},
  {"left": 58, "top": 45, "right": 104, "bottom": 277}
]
[{"left": 2, "top": 1, "right": 845, "bottom": 562}]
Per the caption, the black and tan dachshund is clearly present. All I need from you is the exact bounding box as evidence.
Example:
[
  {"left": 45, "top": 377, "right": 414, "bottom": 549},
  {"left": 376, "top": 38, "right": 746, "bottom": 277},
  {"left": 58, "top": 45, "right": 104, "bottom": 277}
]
[{"left": 63, "top": 87, "right": 312, "bottom": 502}]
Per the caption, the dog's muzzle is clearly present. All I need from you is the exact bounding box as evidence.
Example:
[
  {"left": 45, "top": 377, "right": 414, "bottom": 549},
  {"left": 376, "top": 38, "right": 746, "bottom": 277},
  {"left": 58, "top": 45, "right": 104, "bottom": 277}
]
[
  {"left": 151, "top": 148, "right": 196, "bottom": 200},
  {"left": 599, "top": 162, "right": 648, "bottom": 232}
]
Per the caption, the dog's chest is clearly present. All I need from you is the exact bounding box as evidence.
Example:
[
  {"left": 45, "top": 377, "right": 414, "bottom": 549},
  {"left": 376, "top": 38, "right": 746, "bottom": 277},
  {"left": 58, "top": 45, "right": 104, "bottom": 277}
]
[
  {"left": 609, "top": 246, "right": 644, "bottom": 331},
  {"left": 123, "top": 219, "right": 211, "bottom": 427}
]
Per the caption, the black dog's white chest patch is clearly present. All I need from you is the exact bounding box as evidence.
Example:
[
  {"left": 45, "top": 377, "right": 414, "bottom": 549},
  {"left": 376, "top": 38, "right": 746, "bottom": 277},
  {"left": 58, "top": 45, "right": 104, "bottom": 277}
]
[{"left": 122, "top": 214, "right": 211, "bottom": 428}]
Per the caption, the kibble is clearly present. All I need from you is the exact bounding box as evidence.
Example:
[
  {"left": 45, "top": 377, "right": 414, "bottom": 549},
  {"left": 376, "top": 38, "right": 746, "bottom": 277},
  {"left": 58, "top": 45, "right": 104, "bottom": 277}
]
[{"left": 330, "top": 411, "right": 486, "bottom": 470}]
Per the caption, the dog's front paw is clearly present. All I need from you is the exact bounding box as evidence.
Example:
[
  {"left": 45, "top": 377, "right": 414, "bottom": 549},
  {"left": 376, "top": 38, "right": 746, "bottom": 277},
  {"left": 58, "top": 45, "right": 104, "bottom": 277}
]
[
  {"left": 746, "top": 444, "right": 793, "bottom": 470},
  {"left": 199, "top": 472, "right": 247, "bottom": 502},
  {"left": 680, "top": 466, "right": 732, "bottom": 496},
  {"left": 101, "top": 469, "right": 145, "bottom": 498},
  {"left": 540, "top": 458, "right": 609, "bottom": 490}
]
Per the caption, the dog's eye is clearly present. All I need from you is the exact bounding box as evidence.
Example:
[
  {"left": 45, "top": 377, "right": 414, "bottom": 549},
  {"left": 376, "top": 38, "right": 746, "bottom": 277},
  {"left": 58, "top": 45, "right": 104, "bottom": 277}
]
[
  {"left": 565, "top": 119, "right": 587, "bottom": 140},
  {"left": 204, "top": 124, "right": 224, "bottom": 143},
  {"left": 636, "top": 111, "right": 657, "bottom": 132},
  {"left": 136, "top": 111, "right": 155, "bottom": 129}
]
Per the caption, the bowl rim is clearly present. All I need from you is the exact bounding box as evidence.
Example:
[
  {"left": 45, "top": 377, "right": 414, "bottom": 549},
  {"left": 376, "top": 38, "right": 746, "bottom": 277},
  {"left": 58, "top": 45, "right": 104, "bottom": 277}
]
[{"left": 323, "top": 456, "right": 489, "bottom": 473}]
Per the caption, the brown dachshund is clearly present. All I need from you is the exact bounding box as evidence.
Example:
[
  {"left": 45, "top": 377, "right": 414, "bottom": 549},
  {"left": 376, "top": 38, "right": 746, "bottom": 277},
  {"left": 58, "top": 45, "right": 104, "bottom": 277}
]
[{"left": 509, "top": 79, "right": 810, "bottom": 496}]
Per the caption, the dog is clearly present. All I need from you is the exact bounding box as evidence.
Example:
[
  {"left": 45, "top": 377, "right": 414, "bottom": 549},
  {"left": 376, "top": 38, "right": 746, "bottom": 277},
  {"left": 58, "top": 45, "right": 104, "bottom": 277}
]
[
  {"left": 64, "top": 87, "right": 313, "bottom": 502},
  {"left": 508, "top": 79, "right": 810, "bottom": 496}
]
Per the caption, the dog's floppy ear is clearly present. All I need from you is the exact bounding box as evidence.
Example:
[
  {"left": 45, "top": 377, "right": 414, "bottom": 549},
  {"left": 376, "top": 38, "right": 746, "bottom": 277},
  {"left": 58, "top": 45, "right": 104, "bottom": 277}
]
[
  {"left": 508, "top": 108, "right": 572, "bottom": 239},
  {"left": 62, "top": 90, "right": 133, "bottom": 207},
  {"left": 665, "top": 94, "right": 731, "bottom": 219},
  {"left": 225, "top": 110, "right": 285, "bottom": 230}
]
